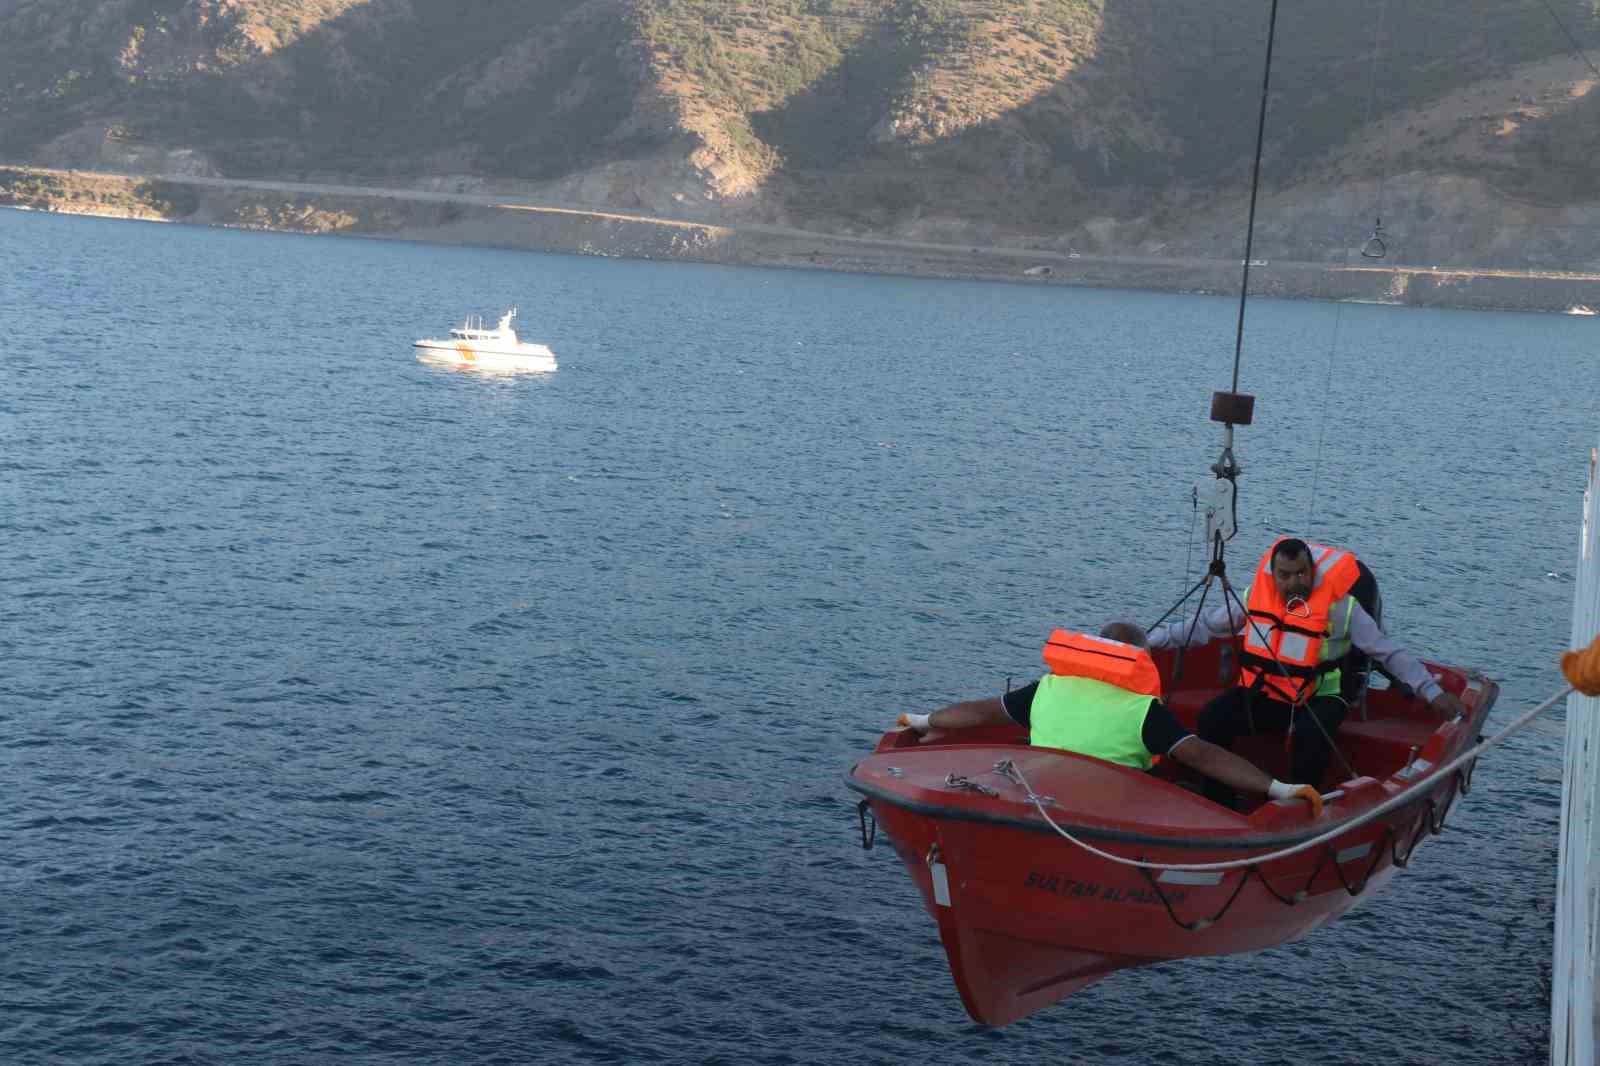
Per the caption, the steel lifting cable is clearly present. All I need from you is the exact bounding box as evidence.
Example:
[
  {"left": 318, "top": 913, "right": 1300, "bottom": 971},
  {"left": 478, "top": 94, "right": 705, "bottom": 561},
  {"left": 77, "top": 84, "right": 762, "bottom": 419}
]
[
  {"left": 1534, "top": 0, "right": 1600, "bottom": 83},
  {"left": 993, "top": 682, "right": 1572, "bottom": 874},
  {"left": 1304, "top": 307, "right": 1344, "bottom": 526},
  {"left": 1360, "top": 0, "right": 1392, "bottom": 259},
  {"left": 1160, "top": 0, "right": 1281, "bottom": 644},
  {"left": 1162, "top": 0, "right": 1375, "bottom": 741},
  {"left": 1182, "top": 492, "right": 1200, "bottom": 601},
  {"left": 1231, "top": 0, "right": 1282, "bottom": 395},
  {"left": 1311, "top": 0, "right": 1397, "bottom": 516}
]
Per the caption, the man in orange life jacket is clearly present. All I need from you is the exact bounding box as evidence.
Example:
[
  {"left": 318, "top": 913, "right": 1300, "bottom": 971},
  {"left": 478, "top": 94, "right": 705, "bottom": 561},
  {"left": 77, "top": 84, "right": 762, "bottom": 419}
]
[
  {"left": 896, "top": 622, "right": 1326, "bottom": 815},
  {"left": 1149, "top": 538, "right": 1467, "bottom": 804}
]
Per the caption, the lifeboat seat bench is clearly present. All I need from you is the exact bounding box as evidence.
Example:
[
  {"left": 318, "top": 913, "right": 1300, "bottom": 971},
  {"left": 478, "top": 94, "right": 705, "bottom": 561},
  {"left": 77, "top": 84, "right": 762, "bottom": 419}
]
[{"left": 1159, "top": 688, "right": 1417, "bottom": 792}]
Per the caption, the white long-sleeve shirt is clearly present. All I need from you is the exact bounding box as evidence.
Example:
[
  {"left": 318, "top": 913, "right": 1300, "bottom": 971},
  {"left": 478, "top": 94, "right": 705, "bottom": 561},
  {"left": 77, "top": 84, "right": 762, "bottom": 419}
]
[{"left": 1146, "top": 594, "right": 1443, "bottom": 702}]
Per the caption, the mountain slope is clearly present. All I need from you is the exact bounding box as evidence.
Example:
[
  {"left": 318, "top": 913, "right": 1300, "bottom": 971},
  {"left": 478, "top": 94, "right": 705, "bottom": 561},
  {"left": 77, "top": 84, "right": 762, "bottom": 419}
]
[{"left": 1, "top": 0, "right": 1596, "bottom": 263}]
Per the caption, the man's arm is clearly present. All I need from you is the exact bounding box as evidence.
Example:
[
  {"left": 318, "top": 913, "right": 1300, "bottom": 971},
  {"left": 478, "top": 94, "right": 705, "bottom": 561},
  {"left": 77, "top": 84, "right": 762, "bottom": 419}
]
[
  {"left": 1147, "top": 596, "right": 1248, "bottom": 650},
  {"left": 1142, "top": 704, "right": 1323, "bottom": 815},
  {"left": 1344, "top": 600, "right": 1465, "bottom": 716},
  {"left": 1169, "top": 738, "right": 1324, "bottom": 816},
  {"left": 898, "top": 697, "right": 1012, "bottom": 733},
  {"left": 1169, "top": 737, "right": 1270, "bottom": 793}
]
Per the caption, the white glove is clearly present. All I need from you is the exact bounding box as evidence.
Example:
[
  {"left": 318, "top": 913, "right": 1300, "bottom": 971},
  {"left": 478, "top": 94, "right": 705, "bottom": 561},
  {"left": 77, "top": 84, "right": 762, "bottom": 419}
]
[
  {"left": 1267, "top": 779, "right": 1323, "bottom": 817},
  {"left": 896, "top": 712, "right": 932, "bottom": 733}
]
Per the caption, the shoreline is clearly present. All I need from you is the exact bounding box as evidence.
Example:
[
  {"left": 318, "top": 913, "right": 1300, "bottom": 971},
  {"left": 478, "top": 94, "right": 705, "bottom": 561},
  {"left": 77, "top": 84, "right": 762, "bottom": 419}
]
[{"left": 5, "top": 165, "right": 1599, "bottom": 314}]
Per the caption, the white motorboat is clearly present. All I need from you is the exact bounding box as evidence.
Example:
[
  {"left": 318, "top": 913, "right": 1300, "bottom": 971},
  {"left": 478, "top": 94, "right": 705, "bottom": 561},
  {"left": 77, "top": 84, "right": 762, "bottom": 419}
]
[
  {"left": 1566, "top": 305, "right": 1597, "bottom": 317},
  {"left": 414, "top": 308, "right": 558, "bottom": 372}
]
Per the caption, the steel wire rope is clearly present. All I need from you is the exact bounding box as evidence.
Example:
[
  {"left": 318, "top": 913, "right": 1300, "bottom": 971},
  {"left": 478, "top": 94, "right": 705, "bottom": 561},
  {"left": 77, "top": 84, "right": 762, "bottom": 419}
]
[
  {"left": 1533, "top": 0, "right": 1600, "bottom": 82},
  {"left": 1308, "top": 0, "right": 1395, "bottom": 524},
  {"left": 1361, "top": 0, "right": 1393, "bottom": 257},
  {"left": 994, "top": 682, "right": 1571, "bottom": 873},
  {"left": 1184, "top": 0, "right": 1371, "bottom": 770},
  {"left": 1304, "top": 306, "right": 1346, "bottom": 527},
  {"left": 1530, "top": 0, "right": 1600, "bottom": 318},
  {"left": 1182, "top": 495, "right": 1200, "bottom": 599},
  {"left": 1161, "top": 0, "right": 1281, "bottom": 626},
  {"left": 1152, "top": 0, "right": 1281, "bottom": 636},
  {"left": 1229, "top": 0, "right": 1283, "bottom": 396}
]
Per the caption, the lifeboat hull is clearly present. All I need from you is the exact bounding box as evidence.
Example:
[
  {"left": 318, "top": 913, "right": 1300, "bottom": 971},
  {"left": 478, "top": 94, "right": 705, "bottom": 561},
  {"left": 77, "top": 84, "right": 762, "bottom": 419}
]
[{"left": 849, "top": 646, "right": 1496, "bottom": 1026}]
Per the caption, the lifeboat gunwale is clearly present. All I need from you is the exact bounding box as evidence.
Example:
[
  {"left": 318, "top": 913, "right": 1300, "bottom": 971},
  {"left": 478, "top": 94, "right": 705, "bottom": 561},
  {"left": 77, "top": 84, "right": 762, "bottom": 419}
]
[
  {"left": 849, "top": 766, "right": 1443, "bottom": 850},
  {"left": 847, "top": 675, "right": 1495, "bottom": 851}
]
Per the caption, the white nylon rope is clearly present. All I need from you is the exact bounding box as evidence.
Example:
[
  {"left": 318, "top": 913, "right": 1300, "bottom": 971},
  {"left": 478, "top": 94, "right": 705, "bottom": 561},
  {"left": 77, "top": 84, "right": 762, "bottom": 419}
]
[{"left": 996, "top": 684, "right": 1572, "bottom": 874}]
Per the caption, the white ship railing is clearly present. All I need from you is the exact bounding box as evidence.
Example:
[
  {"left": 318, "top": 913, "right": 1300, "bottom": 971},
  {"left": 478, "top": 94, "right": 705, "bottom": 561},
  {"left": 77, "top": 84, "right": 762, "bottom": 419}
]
[{"left": 1555, "top": 442, "right": 1600, "bottom": 1066}]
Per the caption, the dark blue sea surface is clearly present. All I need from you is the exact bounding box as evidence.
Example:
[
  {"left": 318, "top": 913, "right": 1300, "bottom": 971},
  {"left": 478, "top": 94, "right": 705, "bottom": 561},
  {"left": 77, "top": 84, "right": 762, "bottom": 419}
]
[{"left": 2, "top": 208, "right": 1594, "bottom": 1065}]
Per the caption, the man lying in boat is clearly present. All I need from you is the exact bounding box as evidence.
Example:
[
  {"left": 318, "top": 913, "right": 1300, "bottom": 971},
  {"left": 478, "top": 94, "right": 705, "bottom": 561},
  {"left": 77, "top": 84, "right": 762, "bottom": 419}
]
[
  {"left": 1148, "top": 537, "right": 1467, "bottom": 807},
  {"left": 896, "top": 623, "right": 1326, "bottom": 816}
]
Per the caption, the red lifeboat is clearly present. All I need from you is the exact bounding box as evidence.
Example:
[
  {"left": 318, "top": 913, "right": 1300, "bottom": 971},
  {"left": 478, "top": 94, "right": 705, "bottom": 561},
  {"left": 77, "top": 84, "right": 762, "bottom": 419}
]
[{"left": 846, "top": 638, "right": 1497, "bottom": 1027}]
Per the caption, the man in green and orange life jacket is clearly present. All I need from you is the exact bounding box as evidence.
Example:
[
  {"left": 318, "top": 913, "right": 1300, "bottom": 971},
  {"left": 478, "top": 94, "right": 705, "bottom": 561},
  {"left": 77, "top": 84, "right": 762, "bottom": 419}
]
[
  {"left": 896, "top": 622, "right": 1325, "bottom": 816},
  {"left": 1148, "top": 537, "right": 1468, "bottom": 806}
]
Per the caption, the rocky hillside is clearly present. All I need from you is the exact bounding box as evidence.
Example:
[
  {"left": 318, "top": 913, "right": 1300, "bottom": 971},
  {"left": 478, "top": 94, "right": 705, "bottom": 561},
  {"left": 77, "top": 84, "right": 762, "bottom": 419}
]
[{"left": 2, "top": 0, "right": 1597, "bottom": 265}]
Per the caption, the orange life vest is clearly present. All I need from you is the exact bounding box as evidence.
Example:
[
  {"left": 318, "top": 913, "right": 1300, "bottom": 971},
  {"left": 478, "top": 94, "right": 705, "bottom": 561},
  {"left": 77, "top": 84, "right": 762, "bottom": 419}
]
[
  {"left": 1042, "top": 630, "right": 1164, "bottom": 698},
  {"left": 1237, "top": 539, "right": 1362, "bottom": 705}
]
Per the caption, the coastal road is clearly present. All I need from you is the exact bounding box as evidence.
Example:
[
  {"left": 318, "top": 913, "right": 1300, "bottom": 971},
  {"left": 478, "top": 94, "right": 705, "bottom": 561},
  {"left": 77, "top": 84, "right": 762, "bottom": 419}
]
[{"left": 14, "top": 164, "right": 1600, "bottom": 283}]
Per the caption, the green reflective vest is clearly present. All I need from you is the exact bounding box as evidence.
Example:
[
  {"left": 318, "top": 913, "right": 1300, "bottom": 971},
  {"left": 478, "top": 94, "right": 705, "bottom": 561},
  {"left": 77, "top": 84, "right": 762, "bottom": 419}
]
[
  {"left": 1028, "top": 674, "right": 1155, "bottom": 770},
  {"left": 1314, "top": 595, "right": 1358, "bottom": 698}
]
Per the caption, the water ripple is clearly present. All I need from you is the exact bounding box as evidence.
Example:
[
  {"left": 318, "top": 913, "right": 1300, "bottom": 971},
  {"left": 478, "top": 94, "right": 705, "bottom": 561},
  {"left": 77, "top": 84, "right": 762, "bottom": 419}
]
[{"left": 0, "top": 208, "right": 1587, "bottom": 1065}]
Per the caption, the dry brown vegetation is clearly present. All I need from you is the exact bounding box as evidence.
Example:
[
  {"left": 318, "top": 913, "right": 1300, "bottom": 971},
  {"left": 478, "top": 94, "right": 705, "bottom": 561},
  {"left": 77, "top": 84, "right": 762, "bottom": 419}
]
[
  {"left": 0, "top": 166, "right": 196, "bottom": 217},
  {"left": 0, "top": 0, "right": 1596, "bottom": 253}
]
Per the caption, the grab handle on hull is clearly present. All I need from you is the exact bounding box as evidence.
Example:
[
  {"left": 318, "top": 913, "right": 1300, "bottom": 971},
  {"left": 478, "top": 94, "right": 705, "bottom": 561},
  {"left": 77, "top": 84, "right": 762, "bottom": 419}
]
[{"left": 857, "top": 798, "right": 877, "bottom": 850}]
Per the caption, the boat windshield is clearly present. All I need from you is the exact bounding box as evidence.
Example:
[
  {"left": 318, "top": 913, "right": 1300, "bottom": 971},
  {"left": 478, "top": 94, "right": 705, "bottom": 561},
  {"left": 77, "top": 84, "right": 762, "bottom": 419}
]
[{"left": 445, "top": 315, "right": 517, "bottom": 341}]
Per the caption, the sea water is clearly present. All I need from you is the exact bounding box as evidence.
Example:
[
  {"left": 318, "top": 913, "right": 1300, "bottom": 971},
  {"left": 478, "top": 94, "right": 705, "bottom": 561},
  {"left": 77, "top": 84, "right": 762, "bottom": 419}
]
[{"left": 2, "top": 208, "right": 1592, "bottom": 1064}]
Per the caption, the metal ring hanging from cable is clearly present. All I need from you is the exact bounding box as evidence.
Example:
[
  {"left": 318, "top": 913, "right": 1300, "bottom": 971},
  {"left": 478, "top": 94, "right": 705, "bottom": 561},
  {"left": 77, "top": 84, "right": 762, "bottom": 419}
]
[
  {"left": 1361, "top": 218, "right": 1387, "bottom": 260},
  {"left": 1359, "top": 0, "right": 1393, "bottom": 261}
]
